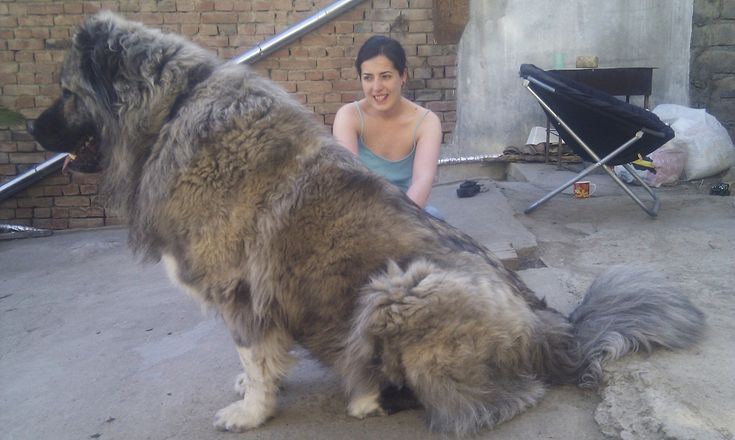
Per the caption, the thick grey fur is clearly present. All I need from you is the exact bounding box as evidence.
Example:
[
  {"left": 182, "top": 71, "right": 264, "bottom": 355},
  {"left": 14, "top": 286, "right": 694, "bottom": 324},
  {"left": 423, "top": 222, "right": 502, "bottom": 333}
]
[{"left": 30, "top": 12, "right": 706, "bottom": 436}]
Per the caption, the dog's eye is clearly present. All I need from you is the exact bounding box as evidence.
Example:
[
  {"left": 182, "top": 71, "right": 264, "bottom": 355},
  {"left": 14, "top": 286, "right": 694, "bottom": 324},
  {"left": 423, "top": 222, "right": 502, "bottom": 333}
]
[{"left": 62, "top": 89, "right": 73, "bottom": 99}]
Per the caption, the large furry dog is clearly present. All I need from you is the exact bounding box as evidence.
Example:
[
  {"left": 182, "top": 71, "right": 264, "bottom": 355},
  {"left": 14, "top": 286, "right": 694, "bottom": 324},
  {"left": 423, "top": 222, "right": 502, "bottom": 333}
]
[{"left": 30, "top": 12, "right": 706, "bottom": 436}]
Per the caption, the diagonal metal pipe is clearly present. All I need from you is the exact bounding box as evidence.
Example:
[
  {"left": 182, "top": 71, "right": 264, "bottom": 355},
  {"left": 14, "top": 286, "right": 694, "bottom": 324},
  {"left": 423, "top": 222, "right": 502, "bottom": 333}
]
[
  {"left": 229, "top": 0, "right": 367, "bottom": 65},
  {"left": 0, "top": 0, "right": 368, "bottom": 202},
  {"left": 0, "top": 153, "right": 68, "bottom": 201}
]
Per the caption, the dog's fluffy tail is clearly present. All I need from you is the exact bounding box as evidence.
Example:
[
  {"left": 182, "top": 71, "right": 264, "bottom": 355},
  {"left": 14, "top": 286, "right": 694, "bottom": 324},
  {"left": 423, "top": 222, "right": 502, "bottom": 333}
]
[
  {"left": 350, "top": 262, "right": 705, "bottom": 436},
  {"left": 567, "top": 265, "right": 706, "bottom": 388}
]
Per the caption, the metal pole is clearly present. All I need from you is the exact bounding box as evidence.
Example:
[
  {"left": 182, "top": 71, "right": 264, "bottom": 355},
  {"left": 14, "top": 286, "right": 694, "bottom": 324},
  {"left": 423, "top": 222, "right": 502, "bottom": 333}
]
[{"left": 228, "top": 0, "right": 367, "bottom": 65}]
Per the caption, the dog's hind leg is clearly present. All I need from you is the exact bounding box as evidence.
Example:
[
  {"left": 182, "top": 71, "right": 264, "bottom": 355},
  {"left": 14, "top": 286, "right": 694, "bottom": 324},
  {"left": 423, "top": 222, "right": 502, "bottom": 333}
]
[{"left": 214, "top": 331, "right": 294, "bottom": 432}]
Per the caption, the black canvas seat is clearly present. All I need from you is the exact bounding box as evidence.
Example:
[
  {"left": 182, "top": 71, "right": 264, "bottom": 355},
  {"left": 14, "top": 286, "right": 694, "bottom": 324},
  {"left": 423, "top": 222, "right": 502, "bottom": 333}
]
[{"left": 519, "top": 63, "right": 675, "bottom": 217}]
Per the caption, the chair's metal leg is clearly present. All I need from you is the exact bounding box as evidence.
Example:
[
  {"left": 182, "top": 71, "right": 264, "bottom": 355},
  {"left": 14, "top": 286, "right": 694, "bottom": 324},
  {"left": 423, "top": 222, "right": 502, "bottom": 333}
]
[
  {"left": 545, "top": 118, "right": 551, "bottom": 164},
  {"left": 556, "top": 128, "right": 562, "bottom": 169},
  {"left": 620, "top": 163, "right": 660, "bottom": 216},
  {"left": 524, "top": 132, "right": 647, "bottom": 215}
]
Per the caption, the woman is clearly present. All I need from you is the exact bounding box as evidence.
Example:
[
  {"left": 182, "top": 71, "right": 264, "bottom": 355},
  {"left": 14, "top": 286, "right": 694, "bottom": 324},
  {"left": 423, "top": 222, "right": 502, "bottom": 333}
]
[{"left": 333, "top": 35, "right": 443, "bottom": 217}]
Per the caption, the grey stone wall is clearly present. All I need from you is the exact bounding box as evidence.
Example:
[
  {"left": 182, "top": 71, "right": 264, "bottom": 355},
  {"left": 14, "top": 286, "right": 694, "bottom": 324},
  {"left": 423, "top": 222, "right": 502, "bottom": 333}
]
[{"left": 690, "top": 0, "right": 735, "bottom": 141}]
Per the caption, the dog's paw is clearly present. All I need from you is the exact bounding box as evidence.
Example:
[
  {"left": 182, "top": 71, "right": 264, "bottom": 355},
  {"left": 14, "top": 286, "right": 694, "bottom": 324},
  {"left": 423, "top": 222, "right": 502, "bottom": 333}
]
[
  {"left": 347, "top": 393, "right": 387, "bottom": 419},
  {"left": 213, "top": 400, "right": 271, "bottom": 432}
]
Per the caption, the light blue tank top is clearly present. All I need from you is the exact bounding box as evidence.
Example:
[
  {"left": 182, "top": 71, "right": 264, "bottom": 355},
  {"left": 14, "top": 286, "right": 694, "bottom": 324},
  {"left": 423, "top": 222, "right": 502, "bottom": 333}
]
[{"left": 355, "top": 102, "right": 429, "bottom": 193}]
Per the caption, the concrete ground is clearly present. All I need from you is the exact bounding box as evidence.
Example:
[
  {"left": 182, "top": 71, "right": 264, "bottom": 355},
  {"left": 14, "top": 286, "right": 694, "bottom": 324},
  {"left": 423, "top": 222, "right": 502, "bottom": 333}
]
[{"left": 1, "top": 163, "right": 733, "bottom": 440}]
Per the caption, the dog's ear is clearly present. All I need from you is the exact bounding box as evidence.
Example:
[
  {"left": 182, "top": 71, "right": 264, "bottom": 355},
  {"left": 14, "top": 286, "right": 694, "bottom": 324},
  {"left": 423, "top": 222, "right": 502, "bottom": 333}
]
[{"left": 76, "top": 16, "right": 122, "bottom": 112}]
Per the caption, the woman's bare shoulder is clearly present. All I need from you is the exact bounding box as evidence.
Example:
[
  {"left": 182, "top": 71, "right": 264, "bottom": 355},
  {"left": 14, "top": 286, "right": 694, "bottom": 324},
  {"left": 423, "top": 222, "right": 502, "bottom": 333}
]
[{"left": 334, "top": 101, "right": 361, "bottom": 128}]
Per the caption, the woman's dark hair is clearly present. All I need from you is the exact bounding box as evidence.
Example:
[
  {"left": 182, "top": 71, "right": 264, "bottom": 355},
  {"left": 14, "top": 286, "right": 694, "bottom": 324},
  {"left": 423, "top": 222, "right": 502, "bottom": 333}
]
[{"left": 355, "top": 35, "right": 407, "bottom": 76}]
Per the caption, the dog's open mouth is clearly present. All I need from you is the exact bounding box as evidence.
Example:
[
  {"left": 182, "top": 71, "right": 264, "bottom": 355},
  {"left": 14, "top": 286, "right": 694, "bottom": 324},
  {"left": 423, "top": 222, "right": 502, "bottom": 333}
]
[{"left": 63, "top": 136, "right": 102, "bottom": 174}]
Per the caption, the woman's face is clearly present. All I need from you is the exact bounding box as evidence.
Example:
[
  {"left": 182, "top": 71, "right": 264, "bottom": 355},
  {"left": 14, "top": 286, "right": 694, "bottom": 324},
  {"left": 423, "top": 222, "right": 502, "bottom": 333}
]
[{"left": 359, "top": 54, "right": 406, "bottom": 111}]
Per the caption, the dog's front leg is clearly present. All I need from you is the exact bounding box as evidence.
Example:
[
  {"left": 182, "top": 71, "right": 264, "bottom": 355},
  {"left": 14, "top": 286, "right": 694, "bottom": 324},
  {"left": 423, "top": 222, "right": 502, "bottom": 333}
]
[{"left": 214, "top": 331, "right": 294, "bottom": 432}]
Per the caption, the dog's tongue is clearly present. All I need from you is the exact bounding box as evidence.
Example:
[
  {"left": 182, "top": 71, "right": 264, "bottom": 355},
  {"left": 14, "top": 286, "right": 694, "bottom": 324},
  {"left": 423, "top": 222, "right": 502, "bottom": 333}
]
[{"left": 61, "top": 154, "right": 74, "bottom": 175}]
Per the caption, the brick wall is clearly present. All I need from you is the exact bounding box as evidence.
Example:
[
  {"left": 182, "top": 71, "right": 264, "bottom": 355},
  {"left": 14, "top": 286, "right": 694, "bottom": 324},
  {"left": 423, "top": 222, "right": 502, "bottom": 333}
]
[
  {"left": 0, "top": 0, "right": 459, "bottom": 229},
  {"left": 690, "top": 0, "right": 735, "bottom": 141}
]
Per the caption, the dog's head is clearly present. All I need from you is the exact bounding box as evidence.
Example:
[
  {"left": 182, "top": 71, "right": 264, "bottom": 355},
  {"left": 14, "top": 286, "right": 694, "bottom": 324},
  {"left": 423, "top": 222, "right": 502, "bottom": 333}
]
[
  {"left": 28, "top": 12, "right": 128, "bottom": 173},
  {"left": 29, "top": 11, "right": 217, "bottom": 174}
]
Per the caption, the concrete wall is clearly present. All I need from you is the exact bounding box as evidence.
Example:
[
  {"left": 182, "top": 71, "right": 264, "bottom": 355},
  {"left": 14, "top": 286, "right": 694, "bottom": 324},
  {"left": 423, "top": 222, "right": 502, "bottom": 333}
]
[{"left": 452, "top": 0, "right": 694, "bottom": 156}]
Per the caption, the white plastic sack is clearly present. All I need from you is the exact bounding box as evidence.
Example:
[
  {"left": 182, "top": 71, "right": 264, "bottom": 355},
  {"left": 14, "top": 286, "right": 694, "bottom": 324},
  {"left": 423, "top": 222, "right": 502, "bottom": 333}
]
[
  {"left": 652, "top": 104, "right": 735, "bottom": 180},
  {"left": 646, "top": 141, "right": 688, "bottom": 187}
]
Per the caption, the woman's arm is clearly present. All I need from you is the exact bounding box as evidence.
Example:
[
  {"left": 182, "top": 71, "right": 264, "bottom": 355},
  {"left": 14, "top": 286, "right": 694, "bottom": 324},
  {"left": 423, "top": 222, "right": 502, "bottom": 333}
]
[
  {"left": 332, "top": 104, "right": 360, "bottom": 155},
  {"left": 406, "top": 111, "right": 442, "bottom": 208}
]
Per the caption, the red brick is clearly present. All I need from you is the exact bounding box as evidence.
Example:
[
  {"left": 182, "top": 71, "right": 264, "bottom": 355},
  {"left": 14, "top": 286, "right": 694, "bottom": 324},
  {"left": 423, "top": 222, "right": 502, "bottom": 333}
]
[
  {"left": 79, "top": 184, "right": 98, "bottom": 195},
  {"left": 0, "top": 198, "right": 17, "bottom": 209},
  {"left": 26, "top": 3, "right": 64, "bottom": 15},
  {"left": 60, "top": 183, "right": 80, "bottom": 196},
  {"left": 176, "top": 0, "right": 197, "bottom": 12},
  {"left": 279, "top": 58, "right": 318, "bottom": 70},
  {"left": 334, "top": 22, "right": 353, "bottom": 34},
  {"left": 0, "top": 164, "right": 16, "bottom": 176},
  {"left": 232, "top": 1, "right": 252, "bottom": 12},
  {"left": 54, "top": 196, "right": 90, "bottom": 207},
  {"left": 323, "top": 69, "right": 340, "bottom": 81},
  {"left": 163, "top": 12, "right": 201, "bottom": 24},
  {"left": 214, "top": 1, "right": 234, "bottom": 11},
  {"left": 43, "top": 175, "right": 72, "bottom": 186},
  {"left": 306, "top": 70, "right": 324, "bottom": 81},
  {"left": 7, "top": 39, "right": 44, "bottom": 51},
  {"left": 64, "top": 3, "right": 84, "bottom": 14},
  {"left": 274, "top": 81, "right": 297, "bottom": 93},
  {"left": 52, "top": 207, "right": 70, "bottom": 218},
  {"left": 316, "top": 57, "right": 352, "bottom": 69},
  {"left": 0, "top": 16, "right": 18, "bottom": 27},
  {"left": 201, "top": 12, "right": 240, "bottom": 24},
  {"left": 9, "top": 152, "right": 45, "bottom": 164},
  {"left": 297, "top": 81, "right": 333, "bottom": 93},
  {"left": 252, "top": 1, "right": 272, "bottom": 11},
  {"left": 17, "top": 197, "right": 53, "bottom": 208},
  {"left": 152, "top": 0, "right": 176, "bottom": 12},
  {"left": 0, "top": 73, "right": 16, "bottom": 85},
  {"left": 70, "top": 174, "right": 99, "bottom": 185},
  {"left": 426, "top": 101, "right": 456, "bottom": 112},
  {"left": 193, "top": 35, "right": 229, "bottom": 47},
  {"left": 53, "top": 15, "right": 85, "bottom": 27},
  {"left": 0, "top": 208, "right": 15, "bottom": 220},
  {"left": 127, "top": 13, "right": 165, "bottom": 25},
  {"left": 16, "top": 141, "right": 39, "bottom": 153},
  {"left": 33, "top": 208, "right": 51, "bottom": 218},
  {"left": 43, "top": 186, "right": 63, "bottom": 196},
  {"left": 33, "top": 218, "right": 68, "bottom": 229}
]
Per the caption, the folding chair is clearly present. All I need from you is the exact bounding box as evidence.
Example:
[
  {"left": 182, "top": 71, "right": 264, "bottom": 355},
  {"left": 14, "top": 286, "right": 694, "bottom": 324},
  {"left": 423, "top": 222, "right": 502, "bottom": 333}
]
[{"left": 519, "top": 64, "right": 675, "bottom": 217}]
